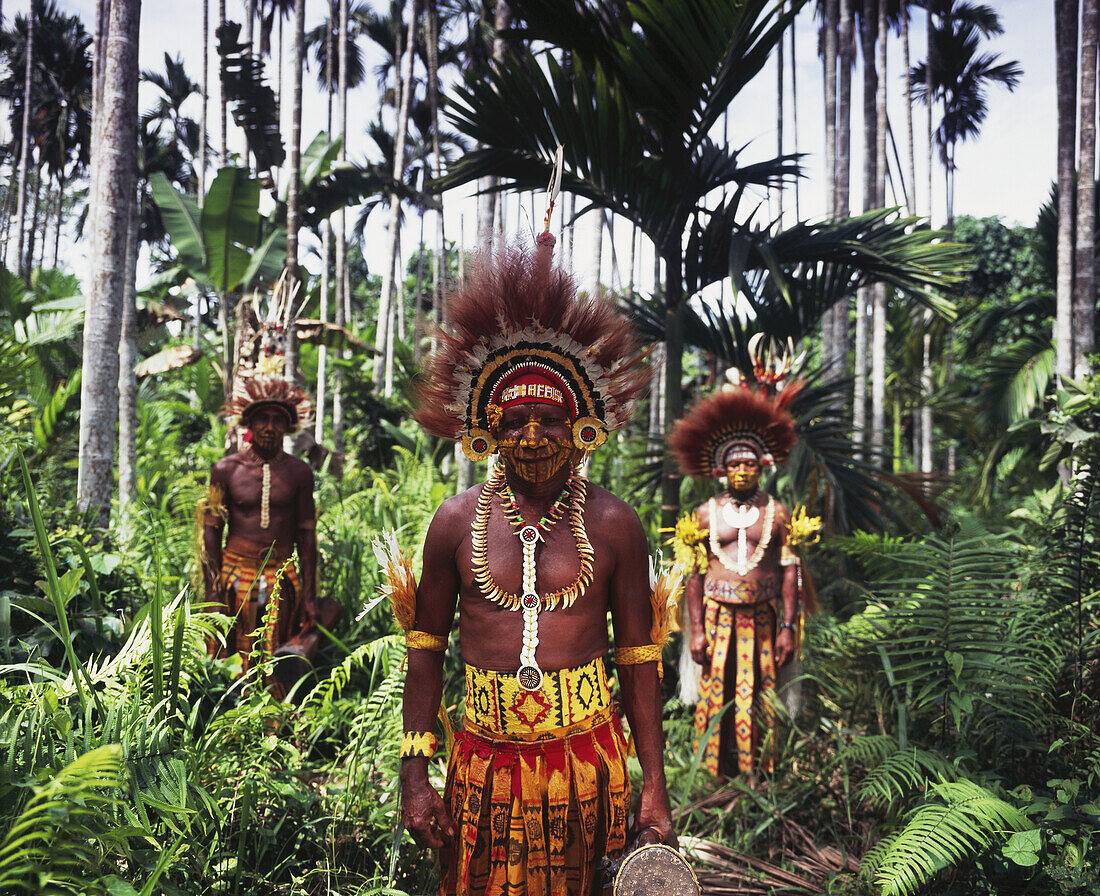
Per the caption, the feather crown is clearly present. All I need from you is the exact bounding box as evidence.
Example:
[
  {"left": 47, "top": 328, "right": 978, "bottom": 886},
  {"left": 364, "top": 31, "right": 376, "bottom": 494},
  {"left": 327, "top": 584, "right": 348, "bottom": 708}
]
[
  {"left": 414, "top": 243, "right": 647, "bottom": 458},
  {"left": 225, "top": 371, "right": 313, "bottom": 433},
  {"left": 669, "top": 383, "right": 800, "bottom": 479}
]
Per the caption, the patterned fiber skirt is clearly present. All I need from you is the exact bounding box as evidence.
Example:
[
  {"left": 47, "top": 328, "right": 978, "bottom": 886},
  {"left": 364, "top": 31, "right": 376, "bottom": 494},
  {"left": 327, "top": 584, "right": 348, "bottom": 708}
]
[{"left": 439, "top": 659, "right": 631, "bottom": 896}]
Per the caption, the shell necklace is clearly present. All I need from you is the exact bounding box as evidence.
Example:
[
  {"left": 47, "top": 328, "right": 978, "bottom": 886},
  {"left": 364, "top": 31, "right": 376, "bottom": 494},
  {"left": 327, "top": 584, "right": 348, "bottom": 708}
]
[
  {"left": 247, "top": 445, "right": 273, "bottom": 528},
  {"left": 709, "top": 495, "right": 776, "bottom": 576},
  {"left": 471, "top": 464, "right": 594, "bottom": 691}
]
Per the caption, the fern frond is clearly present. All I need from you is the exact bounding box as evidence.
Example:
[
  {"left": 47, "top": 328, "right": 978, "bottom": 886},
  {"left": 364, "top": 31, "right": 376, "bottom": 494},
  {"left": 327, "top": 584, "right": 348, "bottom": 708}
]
[{"left": 869, "top": 779, "right": 1032, "bottom": 896}]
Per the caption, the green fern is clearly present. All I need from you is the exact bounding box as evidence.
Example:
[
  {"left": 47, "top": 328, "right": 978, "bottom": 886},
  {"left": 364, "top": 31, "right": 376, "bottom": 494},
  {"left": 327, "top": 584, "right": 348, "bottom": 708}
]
[
  {"left": 867, "top": 779, "right": 1032, "bottom": 896},
  {"left": 0, "top": 745, "right": 125, "bottom": 894}
]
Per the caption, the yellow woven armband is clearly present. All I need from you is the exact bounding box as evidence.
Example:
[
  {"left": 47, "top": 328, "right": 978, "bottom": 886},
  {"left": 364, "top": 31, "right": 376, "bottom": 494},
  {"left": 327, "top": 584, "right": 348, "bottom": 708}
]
[
  {"left": 614, "top": 644, "right": 664, "bottom": 665},
  {"left": 400, "top": 731, "right": 438, "bottom": 759},
  {"left": 780, "top": 544, "right": 801, "bottom": 567},
  {"left": 406, "top": 630, "right": 447, "bottom": 652}
]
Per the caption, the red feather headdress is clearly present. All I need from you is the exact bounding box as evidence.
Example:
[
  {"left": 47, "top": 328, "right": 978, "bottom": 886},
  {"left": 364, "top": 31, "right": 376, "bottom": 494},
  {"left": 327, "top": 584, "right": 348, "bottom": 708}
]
[
  {"left": 225, "top": 372, "right": 313, "bottom": 433},
  {"left": 669, "top": 383, "right": 800, "bottom": 478},
  {"left": 414, "top": 241, "right": 647, "bottom": 460}
]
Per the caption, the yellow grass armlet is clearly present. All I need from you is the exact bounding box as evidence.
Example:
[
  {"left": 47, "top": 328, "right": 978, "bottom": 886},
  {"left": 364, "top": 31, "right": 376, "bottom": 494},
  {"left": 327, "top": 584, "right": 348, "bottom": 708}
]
[
  {"left": 400, "top": 731, "right": 438, "bottom": 759},
  {"left": 663, "top": 514, "right": 709, "bottom": 575},
  {"left": 614, "top": 644, "right": 664, "bottom": 665},
  {"left": 406, "top": 630, "right": 447, "bottom": 652}
]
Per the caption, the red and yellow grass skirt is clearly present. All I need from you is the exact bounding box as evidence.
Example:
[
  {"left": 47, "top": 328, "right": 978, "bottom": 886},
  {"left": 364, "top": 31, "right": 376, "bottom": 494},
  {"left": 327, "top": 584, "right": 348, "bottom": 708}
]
[{"left": 439, "top": 659, "right": 631, "bottom": 896}]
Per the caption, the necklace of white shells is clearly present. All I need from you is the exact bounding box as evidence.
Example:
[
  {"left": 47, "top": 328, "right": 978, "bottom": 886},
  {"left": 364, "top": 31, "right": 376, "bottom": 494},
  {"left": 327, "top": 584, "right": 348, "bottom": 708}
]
[
  {"left": 248, "top": 445, "right": 274, "bottom": 528},
  {"left": 708, "top": 493, "right": 776, "bottom": 576},
  {"left": 471, "top": 464, "right": 593, "bottom": 691}
]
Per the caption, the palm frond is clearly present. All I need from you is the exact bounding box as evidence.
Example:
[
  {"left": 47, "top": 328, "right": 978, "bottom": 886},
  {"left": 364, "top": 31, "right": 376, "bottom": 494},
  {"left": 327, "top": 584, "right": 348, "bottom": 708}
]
[{"left": 217, "top": 20, "right": 284, "bottom": 172}]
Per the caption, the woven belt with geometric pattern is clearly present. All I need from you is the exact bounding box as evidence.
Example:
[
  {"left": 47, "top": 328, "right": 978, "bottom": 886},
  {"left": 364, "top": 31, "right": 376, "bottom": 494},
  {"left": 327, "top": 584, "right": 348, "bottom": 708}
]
[{"left": 463, "top": 657, "right": 612, "bottom": 739}]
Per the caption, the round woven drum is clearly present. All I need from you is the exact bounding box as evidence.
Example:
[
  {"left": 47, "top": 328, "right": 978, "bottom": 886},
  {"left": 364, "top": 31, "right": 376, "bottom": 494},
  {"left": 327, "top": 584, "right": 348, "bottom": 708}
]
[{"left": 614, "top": 843, "right": 700, "bottom": 896}]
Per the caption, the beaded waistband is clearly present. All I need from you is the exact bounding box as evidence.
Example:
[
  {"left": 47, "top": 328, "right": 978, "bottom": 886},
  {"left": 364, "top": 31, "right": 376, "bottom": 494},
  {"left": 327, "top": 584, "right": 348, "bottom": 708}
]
[
  {"left": 464, "top": 657, "right": 612, "bottom": 739},
  {"left": 703, "top": 576, "right": 778, "bottom": 606}
]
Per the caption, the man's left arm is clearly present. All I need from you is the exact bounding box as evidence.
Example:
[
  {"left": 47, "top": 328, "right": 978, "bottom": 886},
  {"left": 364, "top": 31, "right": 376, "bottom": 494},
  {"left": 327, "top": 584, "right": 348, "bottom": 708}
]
[
  {"left": 608, "top": 505, "right": 676, "bottom": 847},
  {"left": 775, "top": 506, "right": 798, "bottom": 668},
  {"left": 295, "top": 465, "right": 318, "bottom": 625}
]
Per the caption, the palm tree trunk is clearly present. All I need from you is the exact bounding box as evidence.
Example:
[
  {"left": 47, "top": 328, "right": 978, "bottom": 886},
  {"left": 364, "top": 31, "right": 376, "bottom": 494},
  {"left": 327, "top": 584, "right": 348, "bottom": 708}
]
[
  {"left": 1077, "top": 0, "right": 1098, "bottom": 379},
  {"left": 591, "top": 211, "right": 604, "bottom": 293},
  {"left": 776, "top": 1, "right": 784, "bottom": 226},
  {"left": 790, "top": 6, "right": 801, "bottom": 219},
  {"left": 199, "top": 0, "right": 208, "bottom": 200},
  {"left": 316, "top": 4, "right": 336, "bottom": 443},
  {"left": 1056, "top": 0, "right": 1078, "bottom": 383},
  {"left": 426, "top": 0, "right": 444, "bottom": 342},
  {"left": 902, "top": 5, "right": 916, "bottom": 215},
  {"left": 375, "top": 0, "right": 419, "bottom": 396},
  {"left": 14, "top": 0, "right": 34, "bottom": 277},
  {"left": 834, "top": 0, "right": 854, "bottom": 372},
  {"left": 333, "top": 0, "right": 349, "bottom": 451},
  {"left": 661, "top": 241, "right": 684, "bottom": 531},
  {"left": 24, "top": 165, "right": 42, "bottom": 276},
  {"left": 821, "top": 0, "right": 838, "bottom": 363},
  {"left": 284, "top": 0, "right": 305, "bottom": 385},
  {"left": 78, "top": 0, "right": 140, "bottom": 524},
  {"left": 870, "top": 0, "right": 888, "bottom": 462},
  {"left": 854, "top": 2, "right": 878, "bottom": 457},
  {"left": 920, "top": 2, "right": 936, "bottom": 476},
  {"left": 926, "top": 4, "right": 934, "bottom": 221},
  {"left": 53, "top": 169, "right": 65, "bottom": 268},
  {"left": 118, "top": 186, "right": 140, "bottom": 510}
]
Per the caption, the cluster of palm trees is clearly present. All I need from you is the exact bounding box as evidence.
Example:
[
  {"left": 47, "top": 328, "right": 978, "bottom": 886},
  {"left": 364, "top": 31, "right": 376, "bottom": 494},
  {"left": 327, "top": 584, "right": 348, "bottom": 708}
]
[{"left": 2, "top": 0, "right": 1085, "bottom": 528}]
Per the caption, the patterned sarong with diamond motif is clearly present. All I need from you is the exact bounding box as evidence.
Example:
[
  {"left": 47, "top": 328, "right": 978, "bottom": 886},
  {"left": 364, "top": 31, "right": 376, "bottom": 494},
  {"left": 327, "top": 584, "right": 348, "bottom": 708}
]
[
  {"left": 439, "top": 658, "right": 631, "bottom": 896},
  {"left": 693, "top": 595, "right": 777, "bottom": 776}
]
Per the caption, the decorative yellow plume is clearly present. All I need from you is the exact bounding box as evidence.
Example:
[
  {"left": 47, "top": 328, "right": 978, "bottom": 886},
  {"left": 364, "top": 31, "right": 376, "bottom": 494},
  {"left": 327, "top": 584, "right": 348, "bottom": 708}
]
[
  {"left": 648, "top": 553, "right": 685, "bottom": 647},
  {"left": 787, "top": 505, "right": 823, "bottom": 548},
  {"left": 663, "top": 513, "right": 709, "bottom": 575},
  {"left": 372, "top": 531, "right": 418, "bottom": 632}
]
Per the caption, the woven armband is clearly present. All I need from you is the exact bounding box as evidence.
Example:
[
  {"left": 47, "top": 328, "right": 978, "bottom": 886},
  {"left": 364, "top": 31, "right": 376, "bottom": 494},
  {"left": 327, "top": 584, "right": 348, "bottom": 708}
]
[
  {"left": 406, "top": 630, "right": 447, "bottom": 651},
  {"left": 400, "top": 731, "right": 438, "bottom": 759},
  {"left": 780, "top": 544, "right": 801, "bottom": 567},
  {"left": 614, "top": 644, "right": 664, "bottom": 665}
]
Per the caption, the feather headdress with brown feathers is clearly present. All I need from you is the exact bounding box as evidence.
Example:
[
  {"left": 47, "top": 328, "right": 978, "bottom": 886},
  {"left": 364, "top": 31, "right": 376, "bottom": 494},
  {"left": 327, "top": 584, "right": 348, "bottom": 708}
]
[
  {"left": 225, "top": 372, "right": 313, "bottom": 433},
  {"left": 413, "top": 242, "right": 647, "bottom": 460},
  {"left": 669, "top": 384, "right": 800, "bottom": 478}
]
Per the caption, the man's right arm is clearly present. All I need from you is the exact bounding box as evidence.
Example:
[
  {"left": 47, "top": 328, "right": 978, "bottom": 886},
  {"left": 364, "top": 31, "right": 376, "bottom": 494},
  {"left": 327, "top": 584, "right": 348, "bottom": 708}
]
[
  {"left": 399, "top": 497, "right": 462, "bottom": 850},
  {"left": 687, "top": 505, "right": 709, "bottom": 665},
  {"left": 202, "top": 463, "right": 229, "bottom": 611}
]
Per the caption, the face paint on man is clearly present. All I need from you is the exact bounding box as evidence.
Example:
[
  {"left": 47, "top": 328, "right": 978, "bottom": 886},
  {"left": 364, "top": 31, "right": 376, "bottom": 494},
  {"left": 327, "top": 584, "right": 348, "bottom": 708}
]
[
  {"left": 247, "top": 405, "right": 291, "bottom": 457},
  {"left": 724, "top": 445, "right": 762, "bottom": 494},
  {"left": 495, "top": 403, "right": 578, "bottom": 483}
]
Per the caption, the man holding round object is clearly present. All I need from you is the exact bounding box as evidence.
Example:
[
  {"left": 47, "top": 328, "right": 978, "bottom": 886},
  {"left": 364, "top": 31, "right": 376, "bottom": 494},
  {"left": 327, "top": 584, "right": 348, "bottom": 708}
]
[
  {"left": 399, "top": 239, "right": 675, "bottom": 896},
  {"left": 668, "top": 384, "right": 801, "bottom": 779}
]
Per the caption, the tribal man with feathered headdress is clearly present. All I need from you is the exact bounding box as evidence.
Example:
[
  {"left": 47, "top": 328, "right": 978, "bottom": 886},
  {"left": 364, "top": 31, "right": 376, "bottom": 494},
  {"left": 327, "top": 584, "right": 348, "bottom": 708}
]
[
  {"left": 668, "top": 377, "right": 803, "bottom": 779},
  {"left": 199, "top": 367, "right": 319, "bottom": 699},
  {"left": 398, "top": 235, "right": 676, "bottom": 896}
]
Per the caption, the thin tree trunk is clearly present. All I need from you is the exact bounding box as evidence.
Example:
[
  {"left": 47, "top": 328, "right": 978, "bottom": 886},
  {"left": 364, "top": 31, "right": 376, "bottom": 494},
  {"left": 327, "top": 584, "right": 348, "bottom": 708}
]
[
  {"left": 219, "top": 0, "right": 227, "bottom": 165},
  {"left": 1077, "top": 0, "right": 1098, "bottom": 379},
  {"left": 661, "top": 242, "right": 684, "bottom": 531},
  {"left": 118, "top": 185, "right": 140, "bottom": 509},
  {"left": 426, "top": 0, "right": 444, "bottom": 346},
  {"left": 921, "top": 313, "right": 933, "bottom": 473},
  {"left": 776, "top": 0, "right": 784, "bottom": 226},
  {"left": 24, "top": 165, "right": 42, "bottom": 276},
  {"left": 375, "top": 0, "right": 419, "bottom": 396},
  {"left": 316, "top": 3, "right": 336, "bottom": 443},
  {"left": 78, "top": 0, "right": 140, "bottom": 523},
  {"left": 565, "top": 192, "right": 576, "bottom": 272},
  {"left": 902, "top": 6, "right": 916, "bottom": 215},
  {"left": 333, "top": 0, "right": 349, "bottom": 451},
  {"left": 870, "top": 0, "right": 888, "bottom": 462},
  {"left": 14, "top": 0, "right": 34, "bottom": 276},
  {"left": 790, "top": 7, "right": 800, "bottom": 219},
  {"left": 284, "top": 0, "right": 305, "bottom": 385},
  {"left": 52, "top": 169, "right": 65, "bottom": 268},
  {"left": 591, "top": 211, "right": 604, "bottom": 293},
  {"left": 199, "top": 0, "right": 208, "bottom": 200},
  {"left": 821, "top": 0, "right": 838, "bottom": 365},
  {"left": 926, "top": 4, "right": 934, "bottom": 221},
  {"left": 628, "top": 223, "right": 637, "bottom": 300},
  {"left": 1056, "top": 0, "right": 1078, "bottom": 383},
  {"left": 854, "top": 2, "right": 878, "bottom": 456}
]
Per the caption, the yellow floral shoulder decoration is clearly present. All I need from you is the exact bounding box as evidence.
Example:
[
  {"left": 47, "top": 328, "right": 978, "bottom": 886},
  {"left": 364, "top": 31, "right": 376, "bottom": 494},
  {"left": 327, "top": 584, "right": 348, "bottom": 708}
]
[
  {"left": 664, "top": 513, "right": 709, "bottom": 575},
  {"left": 787, "top": 505, "right": 823, "bottom": 548}
]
